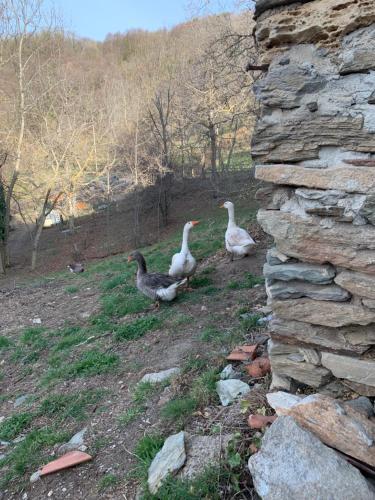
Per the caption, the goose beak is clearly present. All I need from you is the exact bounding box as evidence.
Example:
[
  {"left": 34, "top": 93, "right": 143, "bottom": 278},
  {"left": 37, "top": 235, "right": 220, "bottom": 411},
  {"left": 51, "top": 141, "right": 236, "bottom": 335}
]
[
  {"left": 219, "top": 204, "right": 225, "bottom": 208},
  {"left": 191, "top": 220, "right": 200, "bottom": 226},
  {"left": 127, "top": 255, "right": 133, "bottom": 263}
]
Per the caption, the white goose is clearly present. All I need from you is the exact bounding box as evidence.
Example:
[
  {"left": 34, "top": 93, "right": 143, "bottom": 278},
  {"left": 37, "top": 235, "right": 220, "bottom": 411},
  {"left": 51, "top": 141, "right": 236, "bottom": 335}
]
[
  {"left": 221, "top": 201, "right": 255, "bottom": 260},
  {"left": 169, "top": 220, "right": 199, "bottom": 286}
]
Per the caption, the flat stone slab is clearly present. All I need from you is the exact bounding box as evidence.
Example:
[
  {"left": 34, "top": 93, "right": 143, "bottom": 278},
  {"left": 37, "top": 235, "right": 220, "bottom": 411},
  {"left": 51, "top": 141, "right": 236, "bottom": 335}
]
[
  {"left": 321, "top": 352, "right": 375, "bottom": 388},
  {"left": 148, "top": 431, "right": 186, "bottom": 494},
  {"left": 140, "top": 368, "right": 181, "bottom": 384},
  {"left": 270, "top": 317, "right": 375, "bottom": 355},
  {"left": 267, "top": 280, "right": 350, "bottom": 301},
  {"left": 255, "top": 164, "right": 375, "bottom": 194},
  {"left": 248, "top": 416, "right": 375, "bottom": 500},
  {"left": 272, "top": 298, "right": 375, "bottom": 327},
  {"left": 258, "top": 209, "right": 375, "bottom": 274},
  {"left": 216, "top": 379, "right": 251, "bottom": 406},
  {"left": 263, "top": 262, "right": 335, "bottom": 284},
  {"left": 335, "top": 271, "right": 375, "bottom": 300}
]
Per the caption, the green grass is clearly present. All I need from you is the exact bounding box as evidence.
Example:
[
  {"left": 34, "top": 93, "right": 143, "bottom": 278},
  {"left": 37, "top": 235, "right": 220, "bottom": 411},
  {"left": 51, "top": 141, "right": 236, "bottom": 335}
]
[
  {"left": 0, "top": 336, "right": 13, "bottom": 351},
  {"left": 65, "top": 285, "right": 79, "bottom": 294},
  {"left": 117, "top": 406, "right": 143, "bottom": 426},
  {"left": 132, "top": 434, "right": 165, "bottom": 482},
  {"left": 226, "top": 272, "right": 264, "bottom": 290},
  {"left": 102, "top": 290, "right": 150, "bottom": 317},
  {"left": 0, "top": 427, "right": 69, "bottom": 488},
  {"left": 200, "top": 326, "right": 229, "bottom": 344},
  {"left": 115, "top": 316, "right": 162, "bottom": 341},
  {"left": 240, "top": 313, "right": 263, "bottom": 331},
  {"left": 38, "top": 389, "right": 106, "bottom": 421},
  {"left": 142, "top": 466, "right": 229, "bottom": 500},
  {"left": 42, "top": 349, "right": 119, "bottom": 384},
  {"left": 100, "top": 273, "right": 129, "bottom": 291},
  {"left": 98, "top": 473, "right": 120, "bottom": 490},
  {"left": 161, "top": 396, "right": 198, "bottom": 423},
  {"left": 0, "top": 412, "right": 34, "bottom": 441}
]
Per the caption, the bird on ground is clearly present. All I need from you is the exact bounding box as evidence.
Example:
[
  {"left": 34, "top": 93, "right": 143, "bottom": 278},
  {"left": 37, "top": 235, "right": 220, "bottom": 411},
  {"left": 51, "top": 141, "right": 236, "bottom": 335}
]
[
  {"left": 220, "top": 201, "right": 256, "bottom": 260},
  {"left": 67, "top": 263, "right": 84, "bottom": 273},
  {"left": 128, "top": 251, "right": 187, "bottom": 307},
  {"left": 169, "top": 220, "right": 199, "bottom": 288}
]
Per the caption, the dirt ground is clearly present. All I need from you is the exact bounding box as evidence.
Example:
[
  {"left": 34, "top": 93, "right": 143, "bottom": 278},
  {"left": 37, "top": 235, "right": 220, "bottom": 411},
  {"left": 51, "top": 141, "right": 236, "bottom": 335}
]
[{"left": 0, "top": 186, "right": 272, "bottom": 500}]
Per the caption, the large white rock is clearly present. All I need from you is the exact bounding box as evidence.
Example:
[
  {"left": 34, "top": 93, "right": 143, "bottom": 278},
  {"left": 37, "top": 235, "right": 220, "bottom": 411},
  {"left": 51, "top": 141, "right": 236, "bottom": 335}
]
[
  {"left": 248, "top": 416, "right": 375, "bottom": 500},
  {"left": 140, "top": 368, "right": 181, "bottom": 384},
  {"left": 147, "top": 431, "right": 186, "bottom": 494},
  {"left": 216, "top": 379, "right": 251, "bottom": 406}
]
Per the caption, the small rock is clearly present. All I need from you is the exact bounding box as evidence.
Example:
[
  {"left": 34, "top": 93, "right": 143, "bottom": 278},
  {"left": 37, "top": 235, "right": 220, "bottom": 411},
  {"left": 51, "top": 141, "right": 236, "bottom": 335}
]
[
  {"left": 48, "top": 491, "right": 53, "bottom": 497},
  {"left": 57, "top": 428, "right": 87, "bottom": 455},
  {"left": 14, "top": 395, "right": 29, "bottom": 408},
  {"left": 216, "top": 379, "right": 251, "bottom": 406},
  {"left": 0, "top": 454, "right": 6, "bottom": 460},
  {"left": 345, "top": 397, "right": 374, "bottom": 419},
  {"left": 248, "top": 414, "right": 277, "bottom": 429},
  {"left": 307, "top": 101, "right": 318, "bottom": 112},
  {"left": 31, "top": 318, "right": 42, "bottom": 324},
  {"left": 22, "top": 493, "right": 28, "bottom": 500},
  {"left": 140, "top": 368, "right": 180, "bottom": 385},
  {"left": 270, "top": 373, "right": 295, "bottom": 392},
  {"left": 267, "top": 392, "right": 303, "bottom": 411},
  {"left": 220, "top": 365, "right": 240, "bottom": 380},
  {"left": 148, "top": 432, "right": 186, "bottom": 494},
  {"left": 30, "top": 470, "right": 41, "bottom": 483}
]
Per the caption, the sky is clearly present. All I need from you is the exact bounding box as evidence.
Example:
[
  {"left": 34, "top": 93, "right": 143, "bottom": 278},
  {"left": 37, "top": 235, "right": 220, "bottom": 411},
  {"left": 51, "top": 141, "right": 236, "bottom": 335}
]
[{"left": 50, "top": 0, "right": 240, "bottom": 41}]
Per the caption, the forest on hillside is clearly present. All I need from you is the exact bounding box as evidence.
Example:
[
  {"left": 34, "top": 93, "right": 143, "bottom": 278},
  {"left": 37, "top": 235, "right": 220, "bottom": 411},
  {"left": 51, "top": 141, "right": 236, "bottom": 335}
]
[{"left": 0, "top": 0, "right": 256, "bottom": 273}]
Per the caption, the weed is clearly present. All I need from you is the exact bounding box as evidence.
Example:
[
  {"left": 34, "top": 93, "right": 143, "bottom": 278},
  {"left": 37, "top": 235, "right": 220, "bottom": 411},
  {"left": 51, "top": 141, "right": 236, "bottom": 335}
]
[
  {"left": 20, "top": 327, "right": 47, "bottom": 350},
  {"left": 190, "top": 275, "right": 213, "bottom": 288},
  {"left": 0, "top": 413, "right": 34, "bottom": 441},
  {"left": 115, "top": 316, "right": 162, "bottom": 342},
  {"left": 65, "top": 285, "right": 79, "bottom": 294},
  {"left": 133, "top": 434, "right": 164, "bottom": 480},
  {"left": 102, "top": 290, "right": 149, "bottom": 317},
  {"left": 98, "top": 473, "right": 120, "bottom": 490},
  {"left": 182, "top": 355, "right": 208, "bottom": 374},
  {"left": 200, "top": 326, "right": 228, "bottom": 344},
  {"left": 226, "top": 273, "right": 264, "bottom": 291},
  {"left": 240, "top": 314, "right": 262, "bottom": 331},
  {"left": 190, "top": 368, "right": 219, "bottom": 407}
]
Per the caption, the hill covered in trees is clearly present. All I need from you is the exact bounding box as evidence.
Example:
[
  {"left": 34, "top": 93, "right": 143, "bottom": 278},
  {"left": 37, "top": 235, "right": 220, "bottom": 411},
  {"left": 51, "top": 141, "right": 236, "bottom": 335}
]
[{"left": 0, "top": 0, "right": 255, "bottom": 272}]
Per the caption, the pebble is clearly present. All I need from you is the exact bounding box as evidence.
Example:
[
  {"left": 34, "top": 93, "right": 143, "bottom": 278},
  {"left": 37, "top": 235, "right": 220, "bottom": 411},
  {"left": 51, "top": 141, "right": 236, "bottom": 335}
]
[{"left": 31, "top": 318, "right": 42, "bottom": 324}]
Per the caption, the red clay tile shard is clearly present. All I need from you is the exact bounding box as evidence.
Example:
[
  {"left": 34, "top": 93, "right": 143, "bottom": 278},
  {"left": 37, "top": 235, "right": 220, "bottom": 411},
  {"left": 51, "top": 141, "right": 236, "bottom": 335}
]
[
  {"left": 248, "top": 414, "right": 277, "bottom": 429},
  {"left": 227, "top": 345, "right": 258, "bottom": 361},
  {"left": 40, "top": 451, "right": 92, "bottom": 476},
  {"left": 245, "top": 357, "right": 271, "bottom": 378}
]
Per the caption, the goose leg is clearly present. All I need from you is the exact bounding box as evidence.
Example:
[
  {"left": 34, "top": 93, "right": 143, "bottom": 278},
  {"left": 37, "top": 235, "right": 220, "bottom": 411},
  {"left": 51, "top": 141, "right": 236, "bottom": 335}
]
[{"left": 185, "top": 276, "right": 194, "bottom": 292}]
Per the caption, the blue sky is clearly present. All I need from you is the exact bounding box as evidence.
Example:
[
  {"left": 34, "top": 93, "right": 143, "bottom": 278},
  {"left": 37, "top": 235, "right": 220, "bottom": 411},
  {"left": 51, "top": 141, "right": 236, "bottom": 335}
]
[{"left": 51, "top": 0, "right": 239, "bottom": 41}]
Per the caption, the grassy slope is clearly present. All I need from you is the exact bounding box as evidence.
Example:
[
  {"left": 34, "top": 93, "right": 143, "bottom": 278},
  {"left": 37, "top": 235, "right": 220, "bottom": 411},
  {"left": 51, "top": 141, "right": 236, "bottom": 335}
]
[{"left": 0, "top": 203, "right": 267, "bottom": 497}]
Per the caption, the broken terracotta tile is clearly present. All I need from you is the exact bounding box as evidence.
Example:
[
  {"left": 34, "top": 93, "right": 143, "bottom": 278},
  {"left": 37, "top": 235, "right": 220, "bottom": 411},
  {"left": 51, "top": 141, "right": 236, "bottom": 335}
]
[
  {"left": 249, "top": 443, "right": 259, "bottom": 454},
  {"left": 227, "top": 345, "right": 258, "bottom": 362},
  {"left": 248, "top": 414, "right": 277, "bottom": 429},
  {"left": 40, "top": 451, "right": 92, "bottom": 476},
  {"left": 245, "top": 357, "right": 271, "bottom": 378}
]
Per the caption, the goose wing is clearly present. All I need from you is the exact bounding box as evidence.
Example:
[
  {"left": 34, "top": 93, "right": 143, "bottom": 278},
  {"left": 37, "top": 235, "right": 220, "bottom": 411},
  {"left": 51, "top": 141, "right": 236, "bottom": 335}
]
[
  {"left": 227, "top": 227, "right": 255, "bottom": 247},
  {"left": 142, "top": 272, "right": 180, "bottom": 289}
]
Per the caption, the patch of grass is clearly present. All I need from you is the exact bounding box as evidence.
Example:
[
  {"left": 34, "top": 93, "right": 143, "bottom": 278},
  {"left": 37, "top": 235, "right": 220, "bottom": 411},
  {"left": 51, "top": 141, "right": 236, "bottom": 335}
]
[
  {"left": 161, "top": 396, "right": 198, "bottom": 424},
  {"left": 39, "top": 389, "right": 105, "bottom": 421},
  {"left": 0, "top": 427, "right": 69, "bottom": 488},
  {"left": 190, "top": 275, "right": 213, "bottom": 288},
  {"left": 132, "top": 381, "right": 159, "bottom": 406},
  {"left": 20, "top": 327, "right": 47, "bottom": 350},
  {"left": 115, "top": 316, "right": 162, "bottom": 342},
  {"left": 200, "top": 326, "right": 229, "bottom": 344},
  {"left": 101, "top": 274, "right": 128, "bottom": 291},
  {"left": 133, "top": 434, "right": 165, "bottom": 482},
  {"left": 182, "top": 355, "right": 208, "bottom": 374},
  {"left": 226, "top": 273, "right": 264, "bottom": 291},
  {"left": 0, "top": 336, "right": 13, "bottom": 351},
  {"left": 98, "top": 473, "right": 120, "bottom": 490},
  {"left": 190, "top": 368, "right": 219, "bottom": 407},
  {"left": 142, "top": 466, "right": 229, "bottom": 500},
  {"left": 0, "top": 412, "right": 34, "bottom": 441},
  {"left": 52, "top": 326, "right": 88, "bottom": 352},
  {"left": 42, "top": 349, "right": 119, "bottom": 384},
  {"left": 240, "top": 313, "right": 262, "bottom": 331},
  {"left": 102, "top": 290, "right": 149, "bottom": 317},
  {"left": 117, "top": 407, "right": 143, "bottom": 426},
  {"left": 65, "top": 285, "right": 79, "bottom": 294}
]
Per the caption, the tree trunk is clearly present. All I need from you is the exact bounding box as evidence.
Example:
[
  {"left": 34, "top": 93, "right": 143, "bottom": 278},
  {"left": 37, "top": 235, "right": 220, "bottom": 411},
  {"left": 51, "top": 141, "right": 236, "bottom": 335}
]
[
  {"left": 0, "top": 178, "right": 6, "bottom": 274},
  {"left": 208, "top": 122, "right": 219, "bottom": 196},
  {"left": 31, "top": 217, "right": 45, "bottom": 270}
]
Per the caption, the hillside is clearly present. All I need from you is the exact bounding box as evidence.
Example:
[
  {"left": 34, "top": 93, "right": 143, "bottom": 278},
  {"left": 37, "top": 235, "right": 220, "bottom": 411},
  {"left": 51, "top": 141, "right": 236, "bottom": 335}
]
[{"left": 0, "top": 193, "right": 273, "bottom": 498}]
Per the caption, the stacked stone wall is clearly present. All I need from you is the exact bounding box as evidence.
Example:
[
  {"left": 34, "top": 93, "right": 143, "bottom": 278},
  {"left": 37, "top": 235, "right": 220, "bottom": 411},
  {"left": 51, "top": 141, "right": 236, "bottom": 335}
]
[{"left": 253, "top": 0, "right": 375, "bottom": 395}]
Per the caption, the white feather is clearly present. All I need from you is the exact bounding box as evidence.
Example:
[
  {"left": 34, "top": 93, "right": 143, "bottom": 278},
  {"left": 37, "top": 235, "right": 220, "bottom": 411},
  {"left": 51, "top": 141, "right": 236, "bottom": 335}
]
[{"left": 156, "top": 278, "right": 187, "bottom": 301}]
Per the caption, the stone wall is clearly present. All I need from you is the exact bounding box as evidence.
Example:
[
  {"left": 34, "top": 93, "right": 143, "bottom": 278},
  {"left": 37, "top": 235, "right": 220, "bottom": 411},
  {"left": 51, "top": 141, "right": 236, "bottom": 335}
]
[{"left": 253, "top": 0, "right": 375, "bottom": 395}]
